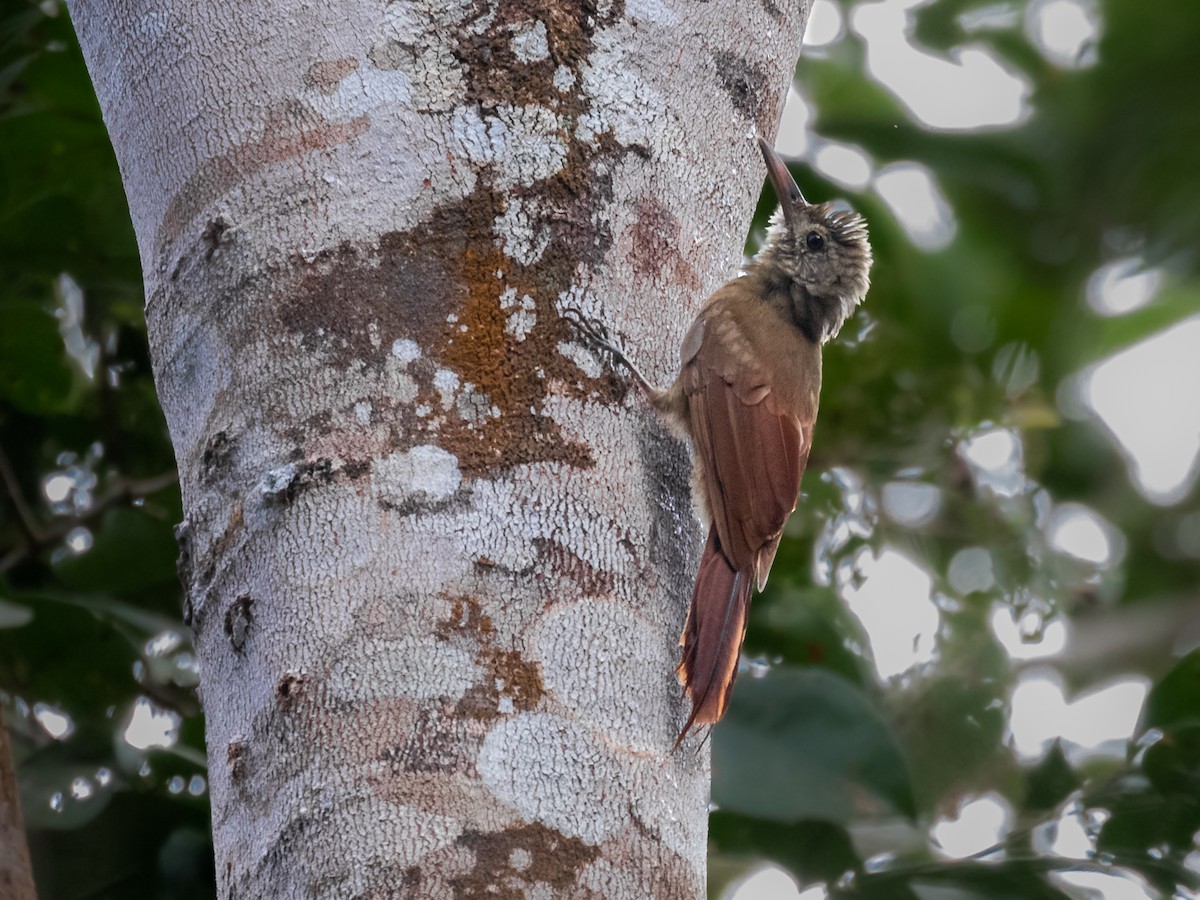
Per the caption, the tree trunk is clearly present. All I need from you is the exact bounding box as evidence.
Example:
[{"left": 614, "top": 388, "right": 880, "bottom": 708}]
[
  {"left": 0, "top": 711, "right": 37, "bottom": 900},
  {"left": 68, "top": 1, "right": 809, "bottom": 895}
]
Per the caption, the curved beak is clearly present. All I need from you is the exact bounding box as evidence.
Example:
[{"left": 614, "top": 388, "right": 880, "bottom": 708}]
[{"left": 757, "top": 136, "right": 807, "bottom": 234}]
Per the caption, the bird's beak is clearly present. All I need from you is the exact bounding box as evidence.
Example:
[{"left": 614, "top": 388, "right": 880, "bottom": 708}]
[{"left": 757, "top": 136, "right": 807, "bottom": 234}]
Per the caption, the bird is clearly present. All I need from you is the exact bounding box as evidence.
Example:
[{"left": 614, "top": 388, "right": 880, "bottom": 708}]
[{"left": 569, "top": 136, "right": 873, "bottom": 745}]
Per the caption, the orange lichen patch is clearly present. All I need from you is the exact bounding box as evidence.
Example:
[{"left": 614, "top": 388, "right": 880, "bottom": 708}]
[
  {"left": 534, "top": 538, "right": 616, "bottom": 597},
  {"left": 439, "top": 243, "right": 513, "bottom": 405},
  {"left": 429, "top": 183, "right": 597, "bottom": 475},
  {"left": 306, "top": 57, "right": 359, "bottom": 95},
  {"left": 449, "top": 823, "right": 600, "bottom": 899},
  {"left": 160, "top": 103, "right": 369, "bottom": 242},
  {"left": 433, "top": 236, "right": 592, "bottom": 475}
]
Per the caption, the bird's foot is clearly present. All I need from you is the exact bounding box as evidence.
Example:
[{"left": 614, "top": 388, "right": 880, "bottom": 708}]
[
  {"left": 561, "top": 307, "right": 655, "bottom": 393},
  {"left": 562, "top": 307, "right": 618, "bottom": 362}
]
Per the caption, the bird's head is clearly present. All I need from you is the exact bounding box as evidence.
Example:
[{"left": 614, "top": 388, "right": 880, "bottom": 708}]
[{"left": 755, "top": 137, "right": 873, "bottom": 343}]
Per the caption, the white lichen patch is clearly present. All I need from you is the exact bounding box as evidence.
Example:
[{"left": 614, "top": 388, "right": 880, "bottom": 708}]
[
  {"left": 558, "top": 341, "right": 603, "bottom": 379},
  {"left": 328, "top": 634, "right": 479, "bottom": 702},
  {"left": 499, "top": 288, "right": 538, "bottom": 341},
  {"left": 432, "top": 368, "right": 460, "bottom": 410},
  {"left": 376, "top": 5, "right": 466, "bottom": 112},
  {"left": 319, "top": 63, "right": 413, "bottom": 120},
  {"left": 495, "top": 197, "right": 552, "bottom": 265},
  {"left": 510, "top": 19, "right": 549, "bottom": 63},
  {"left": 354, "top": 401, "right": 373, "bottom": 425},
  {"left": 450, "top": 104, "right": 568, "bottom": 188},
  {"left": 456, "top": 383, "right": 497, "bottom": 423},
  {"left": 384, "top": 368, "right": 419, "bottom": 407},
  {"left": 373, "top": 445, "right": 462, "bottom": 503},
  {"left": 531, "top": 601, "right": 672, "bottom": 752},
  {"left": 477, "top": 713, "right": 631, "bottom": 845},
  {"left": 391, "top": 337, "right": 420, "bottom": 363},
  {"left": 259, "top": 463, "right": 299, "bottom": 500},
  {"left": 576, "top": 29, "right": 664, "bottom": 147},
  {"left": 553, "top": 65, "right": 576, "bottom": 92},
  {"left": 626, "top": 0, "right": 681, "bottom": 25},
  {"left": 425, "top": 478, "right": 541, "bottom": 574}
]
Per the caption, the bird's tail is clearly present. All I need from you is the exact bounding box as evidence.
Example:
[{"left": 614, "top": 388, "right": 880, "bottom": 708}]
[{"left": 675, "top": 526, "right": 752, "bottom": 746}]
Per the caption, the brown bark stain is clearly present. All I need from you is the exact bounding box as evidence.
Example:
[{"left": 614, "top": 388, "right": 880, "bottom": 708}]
[
  {"left": 160, "top": 102, "right": 369, "bottom": 243},
  {"left": 436, "top": 594, "right": 546, "bottom": 722},
  {"left": 275, "top": 671, "right": 309, "bottom": 713},
  {"left": 628, "top": 196, "right": 701, "bottom": 294},
  {"left": 384, "top": 705, "right": 465, "bottom": 773},
  {"left": 309, "top": 697, "right": 421, "bottom": 769},
  {"left": 263, "top": 0, "right": 659, "bottom": 482},
  {"left": 280, "top": 232, "right": 455, "bottom": 366},
  {"left": 307, "top": 57, "right": 359, "bottom": 95},
  {"left": 713, "top": 49, "right": 774, "bottom": 135},
  {"left": 534, "top": 538, "right": 616, "bottom": 596},
  {"left": 226, "top": 740, "right": 247, "bottom": 783},
  {"left": 451, "top": 0, "right": 621, "bottom": 109},
  {"left": 450, "top": 822, "right": 600, "bottom": 899},
  {"left": 188, "top": 503, "right": 245, "bottom": 629},
  {"left": 435, "top": 594, "right": 496, "bottom": 640},
  {"left": 369, "top": 770, "right": 514, "bottom": 828}
]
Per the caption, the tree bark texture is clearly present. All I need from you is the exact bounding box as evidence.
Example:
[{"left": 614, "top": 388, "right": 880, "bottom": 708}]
[
  {"left": 69, "top": 1, "right": 809, "bottom": 896},
  {"left": 0, "top": 711, "right": 37, "bottom": 900}
]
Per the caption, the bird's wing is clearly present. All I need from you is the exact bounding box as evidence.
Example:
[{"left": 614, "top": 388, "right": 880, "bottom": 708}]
[{"left": 683, "top": 314, "right": 812, "bottom": 590}]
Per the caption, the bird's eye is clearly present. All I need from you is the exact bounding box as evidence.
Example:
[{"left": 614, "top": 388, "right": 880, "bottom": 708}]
[{"left": 806, "top": 231, "right": 825, "bottom": 252}]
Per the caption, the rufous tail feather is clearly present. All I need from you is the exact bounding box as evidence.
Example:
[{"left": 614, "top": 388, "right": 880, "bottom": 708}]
[{"left": 675, "top": 527, "right": 752, "bottom": 747}]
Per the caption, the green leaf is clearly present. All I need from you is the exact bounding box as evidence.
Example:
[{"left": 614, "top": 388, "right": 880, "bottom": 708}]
[
  {"left": 710, "top": 813, "right": 864, "bottom": 889},
  {"left": 0, "top": 298, "right": 75, "bottom": 412},
  {"left": 53, "top": 506, "right": 181, "bottom": 596},
  {"left": 892, "top": 671, "right": 1008, "bottom": 804},
  {"left": 1142, "top": 724, "right": 1200, "bottom": 796},
  {"left": 1023, "top": 741, "right": 1079, "bottom": 811},
  {"left": 18, "top": 752, "right": 116, "bottom": 830},
  {"left": 1141, "top": 648, "right": 1200, "bottom": 734},
  {"left": 0, "top": 597, "right": 33, "bottom": 628},
  {"left": 857, "top": 857, "right": 1077, "bottom": 900},
  {"left": 712, "top": 667, "right": 915, "bottom": 823},
  {"left": 751, "top": 584, "right": 872, "bottom": 686}
]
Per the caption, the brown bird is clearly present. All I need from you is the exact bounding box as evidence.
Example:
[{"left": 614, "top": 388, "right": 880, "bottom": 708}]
[{"left": 572, "top": 137, "right": 873, "bottom": 744}]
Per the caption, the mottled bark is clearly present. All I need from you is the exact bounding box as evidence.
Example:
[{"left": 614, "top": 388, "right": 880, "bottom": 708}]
[
  {"left": 0, "top": 710, "right": 37, "bottom": 900},
  {"left": 69, "top": 1, "right": 809, "bottom": 896}
]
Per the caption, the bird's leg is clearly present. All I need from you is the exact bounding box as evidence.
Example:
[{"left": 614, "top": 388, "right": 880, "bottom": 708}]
[{"left": 562, "top": 307, "right": 658, "bottom": 397}]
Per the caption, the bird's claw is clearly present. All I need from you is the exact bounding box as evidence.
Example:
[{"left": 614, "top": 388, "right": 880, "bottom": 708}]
[
  {"left": 562, "top": 306, "right": 620, "bottom": 366},
  {"left": 561, "top": 306, "right": 655, "bottom": 395}
]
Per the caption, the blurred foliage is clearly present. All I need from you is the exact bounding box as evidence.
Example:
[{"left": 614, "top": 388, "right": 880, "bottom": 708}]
[
  {"left": 0, "top": 0, "right": 1198, "bottom": 898},
  {"left": 0, "top": 3, "right": 210, "bottom": 897}
]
